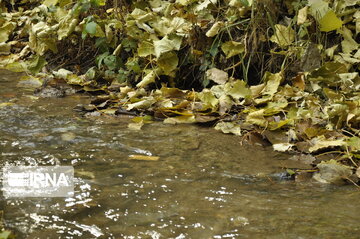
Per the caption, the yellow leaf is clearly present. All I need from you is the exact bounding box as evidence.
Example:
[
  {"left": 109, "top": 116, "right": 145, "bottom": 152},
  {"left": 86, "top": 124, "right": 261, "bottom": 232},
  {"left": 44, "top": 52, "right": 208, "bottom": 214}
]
[
  {"left": 129, "top": 155, "right": 160, "bottom": 161},
  {"left": 43, "top": 0, "right": 58, "bottom": 6},
  {"left": 206, "top": 21, "right": 224, "bottom": 37},
  {"left": 0, "top": 102, "right": 15, "bottom": 108},
  {"left": 270, "top": 24, "right": 295, "bottom": 48},
  {"left": 221, "top": 41, "right": 245, "bottom": 58},
  {"left": 297, "top": 6, "right": 308, "bottom": 25},
  {"left": 319, "top": 10, "right": 343, "bottom": 32}
]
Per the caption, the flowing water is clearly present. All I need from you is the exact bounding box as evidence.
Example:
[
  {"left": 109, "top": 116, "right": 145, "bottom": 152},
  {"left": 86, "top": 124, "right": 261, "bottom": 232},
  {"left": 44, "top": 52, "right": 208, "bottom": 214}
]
[{"left": 0, "top": 70, "right": 360, "bottom": 239}]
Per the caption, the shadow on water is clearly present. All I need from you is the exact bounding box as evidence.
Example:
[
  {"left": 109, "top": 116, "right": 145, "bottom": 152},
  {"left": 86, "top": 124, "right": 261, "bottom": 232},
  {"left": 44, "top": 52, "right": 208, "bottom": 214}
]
[{"left": 1, "top": 70, "right": 360, "bottom": 238}]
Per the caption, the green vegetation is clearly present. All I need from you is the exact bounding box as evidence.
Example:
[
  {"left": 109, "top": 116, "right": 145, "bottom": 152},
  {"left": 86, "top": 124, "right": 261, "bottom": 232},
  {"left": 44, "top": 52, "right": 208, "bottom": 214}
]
[{"left": 0, "top": 0, "right": 359, "bottom": 183}]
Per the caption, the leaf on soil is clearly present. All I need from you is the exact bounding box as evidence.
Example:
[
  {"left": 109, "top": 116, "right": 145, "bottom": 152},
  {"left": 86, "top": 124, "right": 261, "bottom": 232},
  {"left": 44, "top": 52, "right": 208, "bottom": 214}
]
[
  {"left": 270, "top": 24, "right": 295, "bottom": 48},
  {"left": 246, "top": 109, "right": 267, "bottom": 127},
  {"left": 206, "top": 21, "right": 224, "bottom": 37},
  {"left": 136, "top": 70, "right": 157, "bottom": 88},
  {"left": 215, "top": 121, "right": 241, "bottom": 135},
  {"left": 197, "top": 89, "right": 219, "bottom": 108},
  {"left": 138, "top": 41, "right": 155, "bottom": 57},
  {"left": 224, "top": 80, "right": 251, "bottom": 99},
  {"left": 0, "top": 22, "right": 16, "bottom": 43},
  {"left": 319, "top": 10, "right": 343, "bottom": 32},
  {"left": 309, "top": 136, "right": 346, "bottom": 153},
  {"left": 221, "top": 41, "right": 245, "bottom": 58},
  {"left": 297, "top": 6, "right": 308, "bottom": 25},
  {"left": 260, "top": 71, "right": 282, "bottom": 96},
  {"left": 218, "top": 95, "right": 233, "bottom": 115},
  {"left": 206, "top": 68, "right": 228, "bottom": 85},
  {"left": 154, "top": 35, "right": 182, "bottom": 58},
  {"left": 127, "top": 97, "right": 156, "bottom": 110},
  {"left": 356, "top": 167, "right": 360, "bottom": 178},
  {"left": 157, "top": 51, "right": 179, "bottom": 74}
]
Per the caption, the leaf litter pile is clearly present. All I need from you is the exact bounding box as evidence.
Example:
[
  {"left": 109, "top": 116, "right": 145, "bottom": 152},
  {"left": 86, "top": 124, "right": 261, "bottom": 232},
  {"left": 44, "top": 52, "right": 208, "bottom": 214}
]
[{"left": 0, "top": 0, "right": 360, "bottom": 185}]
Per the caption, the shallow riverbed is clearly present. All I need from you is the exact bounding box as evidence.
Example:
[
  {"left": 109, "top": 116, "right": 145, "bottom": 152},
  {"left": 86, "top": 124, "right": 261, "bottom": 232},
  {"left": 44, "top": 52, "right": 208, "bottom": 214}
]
[{"left": 1, "top": 70, "right": 360, "bottom": 238}]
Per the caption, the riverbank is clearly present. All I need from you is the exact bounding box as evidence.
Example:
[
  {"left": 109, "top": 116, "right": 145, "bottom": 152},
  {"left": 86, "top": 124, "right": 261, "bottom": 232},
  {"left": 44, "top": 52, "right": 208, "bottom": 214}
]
[{"left": 0, "top": 1, "right": 359, "bottom": 185}]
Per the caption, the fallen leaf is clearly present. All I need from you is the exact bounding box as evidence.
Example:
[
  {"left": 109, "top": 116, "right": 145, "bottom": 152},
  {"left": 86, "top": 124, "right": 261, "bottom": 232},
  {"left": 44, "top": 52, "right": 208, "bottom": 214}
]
[
  {"left": 273, "top": 143, "right": 294, "bottom": 152},
  {"left": 129, "top": 155, "right": 160, "bottom": 161},
  {"left": 313, "top": 159, "right": 353, "bottom": 184},
  {"left": 206, "top": 21, "right": 224, "bottom": 37},
  {"left": 319, "top": 10, "right": 343, "bottom": 32},
  {"left": 221, "top": 41, "right": 245, "bottom": 58},
  {"left": 206, "top": 68, "right": 228, "bottom": 85},
  {"left": 214, "top": 121, "right": 241, "bottom": 135},
  {"left": 270, "top": 24, "right": 295, "bottom": 48},
  {"left": 309, "top": 136, "right": 346, "bottom": 153}
]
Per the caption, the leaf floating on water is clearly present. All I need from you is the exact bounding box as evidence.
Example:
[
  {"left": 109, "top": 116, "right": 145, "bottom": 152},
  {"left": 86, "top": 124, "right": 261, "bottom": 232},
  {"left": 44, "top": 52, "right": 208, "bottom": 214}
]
[
  {"left": 76, "top": 170, "right": 95, "bottom": 179},
  {"left": 17, "top": 75, "right": 43, "bottom": 88},
  {"left": 61, "top": 132, "right": 76, "bottom": 141},
  {"left": 127, "top": 116, "right": 152, "bottom": 130},
  {"left": 128, "top": 122, "right": 144, "bottom": 130},
  {"left": 0, "top": 102, "right": 15, "bottom": 108},
  {"left": 129, "top": 155, "right": 160, "bottom": 161},
  {"left": 164, "top": 115, "right": 196, "bottom": 124},
  {"left": 313, "top": 159, "right": 353, "bottom": 184}
]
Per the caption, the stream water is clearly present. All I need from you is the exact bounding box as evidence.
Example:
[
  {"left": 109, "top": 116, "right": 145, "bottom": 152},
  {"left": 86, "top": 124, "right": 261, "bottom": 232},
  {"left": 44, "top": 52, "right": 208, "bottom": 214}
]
[{"left": 1, "top": 70, "right": 360, "bottom": 238}]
